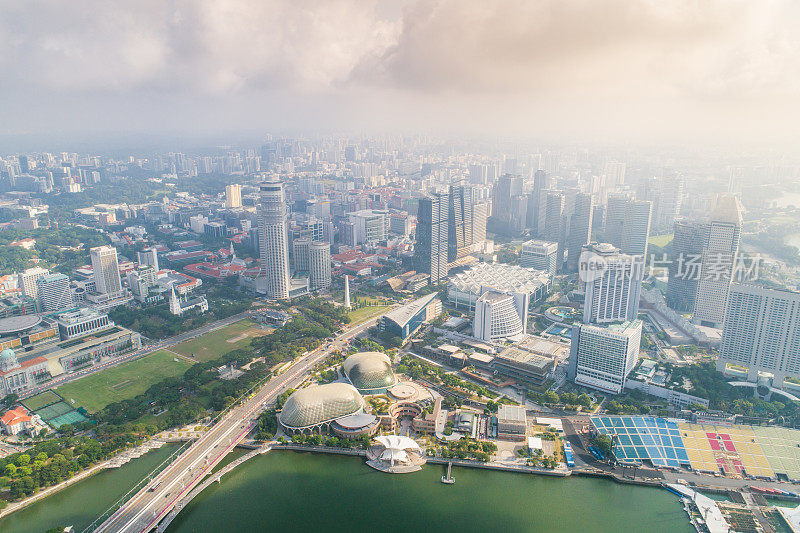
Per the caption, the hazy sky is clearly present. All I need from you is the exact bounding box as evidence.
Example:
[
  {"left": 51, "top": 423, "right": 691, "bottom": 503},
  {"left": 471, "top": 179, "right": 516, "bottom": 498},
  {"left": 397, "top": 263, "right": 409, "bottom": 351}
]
[{"left": 2, "top": 0, "right": 799, "bottom": 145}]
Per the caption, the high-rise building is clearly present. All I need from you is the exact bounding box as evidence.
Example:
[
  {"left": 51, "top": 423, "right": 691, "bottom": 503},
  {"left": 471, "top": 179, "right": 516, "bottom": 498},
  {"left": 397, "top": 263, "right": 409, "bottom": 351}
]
[
  {"left": 414, "top": 193, "right": 448, "bottom": 283},
  {"left": 581, "top": 243, "right": 644, "bottom": 324},
  {"left": 127, "top": 265, "right": 160, "bottom": 304},
  {"left": 225, "top": 184, "right": 242, "bottom": 208},
  {"left": 718, "top": 284, "right": 800, "bottom": 388},
  {"left": 602, "top": 161, "right": 627, "bottom": 188},
  {"left": 604, "top": 194, "right": 652, "bottom": 257},
  {"left": 666, "top": 219, "right": 706, "bottom": 312},
  {"left": 448, "top": 184, "right": 474, "bottom": 261},
  {"left": 520, "top": 240, "right": 559, "bottom": 273},
  {"left": 510, "top": 195, "right": 528, "bottom": 235},
  {"left": 258, "top": 179, "right": 291, "bottom": 299},
  {"left": 693, "top": 196, "right": 743, "bottom": 328},
  {"left": 137, "top": 247, "right": 159, "bottom": 272},
  {"left": 491, "top": 174, "right": 523, "bottom": 231},
  {"left": 646, "top": 175, "right": 684, "bottom": 230},
  {"left": 472, "top": 202, "right": 488, "bottom": 245},
  {"left": 541, "top": 191, "right": 565, "bottom": 245},
  {"left": 309, "top": 241, "right": 331, "bottom": 290},
  {"left": 20, "top": 267, "right": 50, "bottom": 300},
  {"left": 389, "top": 213, "right": 411, "bottom": 236},
  {"left": 473, "top": 291, "right": 526, "bottom": 342},
  {"left": 526, "top": 170, "right": 549, "bottom": 233},
  {"left": 346, "top": 210, "right": 388, "bottom": 244},
  {"left": 292, "top": 237, "right": 311, "bottom": 273},
  {"left": 37, "top": 273, "right": 73, "bottom": 312},
  {"left": 565, "top": 192, "right": 594, "bottom": 272},
  {"left": 90, "top": 245, "right": 122, "bottom": 295},
  {"left": 568, "top": 320, "right": 642, "bottom": 394},
  {"left": 18, "top": 155, "right": 29, "bottom": 173}
]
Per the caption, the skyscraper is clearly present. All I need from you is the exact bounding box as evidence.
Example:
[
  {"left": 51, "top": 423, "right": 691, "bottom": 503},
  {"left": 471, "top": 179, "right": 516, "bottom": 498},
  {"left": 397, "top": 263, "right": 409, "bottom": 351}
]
[
  {"left": 137, "top": 247, "right": 159, "bottom": 272},
  {"left": 225, "top": 184, "right": 242, "bottom": 208},
  {"left": 37, "top": 273, "right": 73, "bottom": 312},
  {"left": 581, "top": 243, "right": 644, "bottom": 324},
  {"left": 292, "top": 237, "right": 311, "bottom": 273},
  {"left": 472, "top": 202, "right": 488, "bottom": 245},
  {"left": 605, "top": 194, "right": 652, "bottom": 257},
  {"left": 20, "top": 266, "right": 50, "bottom": 299},
  {"left": 693, "top": 195, "right": 743, "bottom": 328},
  {"left": 565, "top": 192, "right": 594, "bottom": 273},
  {"left": 258, "top": 179, "right": 290, "bottom": 299},
  {"left": 666, "top": 219, "right": 706, "bottom": 312},
  {"left": 90, "top": 245, "right": 122, "bottom": 295},
  {"left": 448, "top": 184, "right": 474, "bottom": 261},
  {"left": 526, "top": 170, "right": 549, "bottom": 233},
  {"left": 414, "top": 193, "right": 448, "bottom": 283},
  {"left": 568, "top": 320, "right": 642, "bottom": 394},
  {"left": 309, "top": 241, "right": 331, "bottom": 290},
  {"left": 491, "top": 174, "right": 523, "bottom": 231},
  {"left": 718, "top": 284, "right": 800, "bottom": 388}
]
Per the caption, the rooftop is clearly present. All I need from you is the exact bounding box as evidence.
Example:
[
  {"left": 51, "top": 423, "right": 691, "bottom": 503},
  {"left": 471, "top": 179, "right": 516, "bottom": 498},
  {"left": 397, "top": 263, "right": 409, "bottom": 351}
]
[
  {"left": 449, "top": 262, "right": 550, "bottom": 295},
  {"left": 0, "top": 314, "right": 42, "bottom": 335},
  {"left": 381, "top": 293, "right": 438, "bottom": 328}
]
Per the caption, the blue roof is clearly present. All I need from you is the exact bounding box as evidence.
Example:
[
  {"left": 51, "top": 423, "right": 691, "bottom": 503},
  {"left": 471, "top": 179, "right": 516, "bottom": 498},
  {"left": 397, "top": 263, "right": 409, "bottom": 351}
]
[{"left": 590, "top": 415, "right": 689, "bottom": 469}]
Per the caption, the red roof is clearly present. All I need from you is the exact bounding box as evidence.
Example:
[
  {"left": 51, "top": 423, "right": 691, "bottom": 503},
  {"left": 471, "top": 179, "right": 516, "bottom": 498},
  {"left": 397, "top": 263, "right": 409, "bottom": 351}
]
[
  {"left": 0, "top": 356, "right": 47, "bottom": 377},
  {"left": 1, "top": 406, "right": 31, "bottom": 426}
]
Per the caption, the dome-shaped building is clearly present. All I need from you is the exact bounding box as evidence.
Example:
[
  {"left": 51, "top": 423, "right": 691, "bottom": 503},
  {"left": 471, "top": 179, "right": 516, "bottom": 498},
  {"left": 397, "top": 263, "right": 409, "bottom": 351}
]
[
  {"left": 279, "top": 383, "right": 364, "bottom": 433},
  {"left": 343, "top": 352, "right": 397, "bottom": 393},
  {"left": 0, "top": 348, "right": 20, "bottom": 373}
]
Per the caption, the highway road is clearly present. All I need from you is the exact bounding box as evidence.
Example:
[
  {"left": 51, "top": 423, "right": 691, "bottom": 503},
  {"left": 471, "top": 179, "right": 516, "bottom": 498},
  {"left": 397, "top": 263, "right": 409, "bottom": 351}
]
[{"left": 95, "top": 313, "right": 385, "bottom": 533}]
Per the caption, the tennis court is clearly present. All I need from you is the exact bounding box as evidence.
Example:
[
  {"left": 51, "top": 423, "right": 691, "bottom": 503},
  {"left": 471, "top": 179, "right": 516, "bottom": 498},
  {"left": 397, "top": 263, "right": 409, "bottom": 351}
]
[
  {"left": 49, "top": 410, "right": 88, "bottom": 428},
  {"left": 21, "top": 390, "right": 62, "bottom": 411},
  {"left": 35, "top": 401, "right": 75, "bottom": 422}
]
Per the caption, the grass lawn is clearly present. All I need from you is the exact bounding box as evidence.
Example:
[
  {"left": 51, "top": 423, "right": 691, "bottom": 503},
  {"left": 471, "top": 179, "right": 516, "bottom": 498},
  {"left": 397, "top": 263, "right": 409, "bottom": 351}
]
[
  {"left": 171, "top": 319, "right": 270, "bottom": 362},
  {"left": 347, "top": 305, "right": 391, "bottom": 325},
  {"left": 21, "top": 390, "right": 63, "bottom": 411},
  {"left": 56, "top": 350, "right": 194, "bottom": 413},
  {"left": 648, "top": 234, "right": 674, "bottom": 248}
]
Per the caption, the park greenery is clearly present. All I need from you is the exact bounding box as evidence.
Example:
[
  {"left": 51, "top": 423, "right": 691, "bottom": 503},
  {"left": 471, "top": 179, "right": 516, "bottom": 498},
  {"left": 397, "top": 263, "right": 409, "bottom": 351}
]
[
  {"left": 430, "top": 437, "right": 497, "bottom": 462},
  {"left": 288, "top": 433, "right": 371, "bottom": 449},
  {"left": 109, "top": 297, "right": 252, "bottom": 339},
  {"left": 0, "top": 225, "right": 110, "bottom": 273},
  {"left": 253, "top": 409, "right": 278, "bottom": 441},
  {"left": 397, "top": 355, "right": 494, "bottom": 402},
  {"left": 0, "top": 433, "right": 143, "bottom": 501}
]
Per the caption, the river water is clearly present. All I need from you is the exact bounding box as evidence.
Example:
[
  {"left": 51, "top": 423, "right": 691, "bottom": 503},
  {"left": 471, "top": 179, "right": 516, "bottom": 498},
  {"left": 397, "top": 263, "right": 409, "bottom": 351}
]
[{"left": 1, "top": 447, "right": 692, "bottom": 533}]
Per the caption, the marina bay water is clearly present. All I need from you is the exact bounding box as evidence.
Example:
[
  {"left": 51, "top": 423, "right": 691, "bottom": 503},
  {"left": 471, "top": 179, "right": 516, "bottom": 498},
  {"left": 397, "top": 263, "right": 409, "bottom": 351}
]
[
  {"left": 0, "top": 447, "right": 693, "bottom": 532},
  {"left": 166, "top": 451, "right": 693, "bottom": 533}
]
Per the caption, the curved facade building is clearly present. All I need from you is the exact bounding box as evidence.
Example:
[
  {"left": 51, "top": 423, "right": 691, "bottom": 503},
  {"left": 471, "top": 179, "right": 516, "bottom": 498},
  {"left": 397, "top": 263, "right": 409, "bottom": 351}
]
[
  {"left": 473, "top": 291, "right": 525, "bottom": 342},
  {"left": 343, "top": 352, "right": 397, "bottom": 393},
  {"left": 279, "top": 383, "right": 364, "bottom": 433}
]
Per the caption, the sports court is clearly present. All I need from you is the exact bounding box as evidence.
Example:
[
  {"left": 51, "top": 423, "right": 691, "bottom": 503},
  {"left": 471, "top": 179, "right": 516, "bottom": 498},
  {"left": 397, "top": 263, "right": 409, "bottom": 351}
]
[
  {"left": 590, "top": 416, "right": 690, "bottom": 468},
  {"left": 20, "top": 390, "right": 88, "bottom": 429}
]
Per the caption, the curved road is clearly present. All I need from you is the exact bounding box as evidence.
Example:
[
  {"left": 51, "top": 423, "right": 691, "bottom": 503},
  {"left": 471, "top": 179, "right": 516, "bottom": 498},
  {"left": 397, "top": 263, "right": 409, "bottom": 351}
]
[{"left": 96, "top": 313, "right": 386, "bottom": 533}]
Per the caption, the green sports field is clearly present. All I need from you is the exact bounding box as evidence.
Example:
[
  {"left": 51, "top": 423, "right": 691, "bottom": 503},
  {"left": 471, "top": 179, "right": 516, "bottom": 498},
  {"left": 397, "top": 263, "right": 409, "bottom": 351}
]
[
  {"left": 56, "top": 350, "right": 194, "bottom": 413},
  {"left": 171, "top": 319, "right": 270, "bottom": 362},
  {"left": 21, "top": 390, "right": 62, "bottom": 411}
]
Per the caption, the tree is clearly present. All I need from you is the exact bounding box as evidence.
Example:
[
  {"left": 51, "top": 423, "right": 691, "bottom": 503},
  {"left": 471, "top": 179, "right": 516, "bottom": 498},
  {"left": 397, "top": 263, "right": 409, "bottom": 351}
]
[
  {"left": 543, "top": 391, "right": 559, "bottom": 404},
  {"left": 16, "top": 454, "right": 30, "bottom": 467},
  {"left": 593, "top": 434, "right": 613, "bottom": 457}
]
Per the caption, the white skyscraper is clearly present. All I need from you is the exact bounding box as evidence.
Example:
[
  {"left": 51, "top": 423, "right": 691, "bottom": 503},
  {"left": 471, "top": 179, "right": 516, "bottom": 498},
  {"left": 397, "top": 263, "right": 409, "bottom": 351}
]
[
  {"left": 20, "top": 266, "right": 50, "bottom": 299},
  {"left": 568, "top": 320, "right": 642, "bottom": 394},
  {"left": 693, "top": 195, "right": 743, "bottom": 328},
  {"left": 473, "top": 291, "right": 526, "bottom": 342},
  {"left": 258, "top": 179, "right": 290, "bottom": 299},
  {"left": 90, "top": 245, "right": 123, "bottom": 296},
  {"left": 309, "top": 241, "right": 331, "bottom": 290},
  {"left": 581, "top": 243, "right": 644, "bottom": 324},
  {"left": 718, "top": 284, "right": 800, "bottom": 388}
]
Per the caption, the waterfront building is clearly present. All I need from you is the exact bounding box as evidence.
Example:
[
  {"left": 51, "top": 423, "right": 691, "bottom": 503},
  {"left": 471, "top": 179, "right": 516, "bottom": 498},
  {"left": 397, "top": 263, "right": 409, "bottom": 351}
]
[
  {"left": 473, "top": 291, "right": 526, "bottom": 342},
  {"left": 278, "top": 383, "right": 365, "bottom": 434},
  {"left": 378, "top": 293, "right": 441, "bottom": 342},
  {"left": 520, "top": 240, "right": 559, "bottom": 273},
  {"left": 581, "top": 243, "right": 643, "bottom": 324},
  {"left": 37, "top": 273, "right": 74, "bottom": 313},
  {"left": 309, "top": 241, "right": 331, "bottom": 290},
  {"left": 343, "top": 352, "right": 397, "bottom": 394},
  {"left": 258, "top": 179, "right": 291, "bottom": 299},
  {"left": 718, "top": 284, "right": 800, "bottom": 388},
  {"left": 90, "top": 245, "right": 123, "bottom": 296},
  {"left": 497, "top": 404, "right": 527, "bottom": 441},
  {"left": 447, "top": 262, "right": 551, "bottom": 313},
  {"left": 414, "top": 193, "right": 448, "bottom": 283},
  {"left": 568, "top": 320, "right": 642, "bottom": 394}
]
